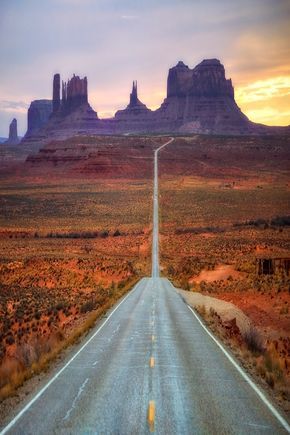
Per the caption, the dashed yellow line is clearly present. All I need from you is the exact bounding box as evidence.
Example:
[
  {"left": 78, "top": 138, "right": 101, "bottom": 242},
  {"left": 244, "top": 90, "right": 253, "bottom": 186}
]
[
  {"left": 152, "top": 335, "right": 155, "bottom": 342},
  {"left": 150, "top": 357, "right": 155, "bottom": 368},
  {"left": 148, "top": 400, "right": 155, "bottom": 432}
]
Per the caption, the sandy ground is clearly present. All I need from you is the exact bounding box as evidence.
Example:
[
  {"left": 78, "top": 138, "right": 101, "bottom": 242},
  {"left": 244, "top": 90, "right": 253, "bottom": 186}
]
[
  {"left": 209, "top": 291, "right": 290, "bottom": 340},
  {"left": 190, "top": 265, "right": 244, "bottom": 284},
  {"left": 178, "top": 289, "right": 251, "bottom": 335}
]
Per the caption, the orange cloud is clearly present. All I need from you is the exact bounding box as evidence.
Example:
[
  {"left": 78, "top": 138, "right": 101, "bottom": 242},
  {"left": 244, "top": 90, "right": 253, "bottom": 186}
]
[{"left": 235, "top": 76, "right": 290, "bottom": 126}]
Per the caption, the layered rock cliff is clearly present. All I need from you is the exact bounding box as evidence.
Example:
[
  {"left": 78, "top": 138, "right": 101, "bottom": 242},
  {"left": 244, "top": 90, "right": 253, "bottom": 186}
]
[
  {"left": 154, "top": 59, "right": 251, "bottom": 134},
  {"left": 60, "top": 74, "right": 89, "bottom": 114}
]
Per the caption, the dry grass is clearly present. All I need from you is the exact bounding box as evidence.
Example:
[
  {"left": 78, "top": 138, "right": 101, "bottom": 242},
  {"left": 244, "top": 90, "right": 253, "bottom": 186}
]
[
  {"left": 0, "top": 276, "right": 138, "bottom": 401},
  {"left": 0, "top": 179, "right": 152, "bottom": 234},
  {"left": 0, "top": 175, "right": 152, "bottom": 401},
  {"left": 195, "top": 305, "right": 290, "bottom": 408}
]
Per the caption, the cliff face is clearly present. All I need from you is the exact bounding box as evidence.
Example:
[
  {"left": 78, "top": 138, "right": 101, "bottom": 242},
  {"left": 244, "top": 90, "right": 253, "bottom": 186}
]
[
  {"left": 167, "top": 61, "right": 193, "bottom": 98},
  {"left": 21, "top": 60, "right": 290, "bottom": 145},
  {"left": 27, "top": 100, "right": 52, "bottom": 133},
  {"left": 166, "top": 59, "right": 233, "bottom": 99},
  {"left": 61, "top": 74, "right": 89, "bottom": 114},
  {"left": 21, "top": 100, "right": 53, "bottom": 146},
  {"left": 190, "top": 59, "right": 234, "bottom": 98},
  {"left": 154, "top": 59, "right": 252, "bottom": 134}
]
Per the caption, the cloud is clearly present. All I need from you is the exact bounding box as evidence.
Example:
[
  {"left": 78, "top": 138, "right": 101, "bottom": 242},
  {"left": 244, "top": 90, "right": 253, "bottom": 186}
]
[
  {"left": 235, "top": 76, "right": 290, "bottom": 126},
  {"left": 121, "top": 15, "right": 139, "bottom": 20},
  {"left": 236, "top": 76, "right": 290, "bottom": 103},
  {"left": 0, "top": 100, "right": 29, "bottom": 113},
  {"left": 245, "top": 106, "right": 290, "bottom": 126}
]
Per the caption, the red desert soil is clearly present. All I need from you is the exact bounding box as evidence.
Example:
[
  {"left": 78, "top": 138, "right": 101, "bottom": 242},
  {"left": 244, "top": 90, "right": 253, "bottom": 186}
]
[
  {"left": 190, "top": 264, "right": 244, "bottom": 283},
  {"left": 208, "top": 291, "right": 290, "bottom": 339}
]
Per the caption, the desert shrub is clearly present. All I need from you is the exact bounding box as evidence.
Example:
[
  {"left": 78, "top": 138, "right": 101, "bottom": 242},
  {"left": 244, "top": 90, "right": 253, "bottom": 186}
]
[
  {"left": 46, "top": 231, "right": 98, "bottom": 239},
  {"left": 34, "top": 311, "right": 41, "bottom": 320},
  {"left": 266, "top": 372, "right": 275, "bottom": 388},
  {"left": 175, "top": 226, "right": 224, "bottom": 235},
  {"left": 6, "top": 336, "right": 15, "bottom": 346},
  {"left": 80, "top": 300, "right": 95, "bottom": 313},
  {"left": 243, "top": 326, "right": 264, "bottom": 354},
  {"left": 270, "top": 216, "right": 290, "bottom": 227},
  {"left": 55, "top": 302, "right": 67, "bottom": 311}
]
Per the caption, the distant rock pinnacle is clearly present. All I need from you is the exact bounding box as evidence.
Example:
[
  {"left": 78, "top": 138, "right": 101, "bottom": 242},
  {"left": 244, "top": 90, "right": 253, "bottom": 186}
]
[{"left": 5, "top": 118, "right": 20, "bottom": 145}]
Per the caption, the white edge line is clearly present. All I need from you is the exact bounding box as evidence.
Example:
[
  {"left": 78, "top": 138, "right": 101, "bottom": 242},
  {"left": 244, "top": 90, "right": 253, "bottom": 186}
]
[
  {"left": 187, "top": 304, "right": 290, "bottom": 433},
  {"left": 0, "top": 279, "right": 144, "bottom": 435}
]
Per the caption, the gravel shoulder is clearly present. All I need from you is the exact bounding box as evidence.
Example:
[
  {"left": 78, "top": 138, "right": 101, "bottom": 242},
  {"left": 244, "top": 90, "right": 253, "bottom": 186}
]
[{"left": 178, "top": 289, "right": 252, "bottom": 335}]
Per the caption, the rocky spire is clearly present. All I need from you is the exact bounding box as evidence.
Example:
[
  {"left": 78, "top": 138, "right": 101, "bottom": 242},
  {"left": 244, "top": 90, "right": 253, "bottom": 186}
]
[
  {"left": 61, "top": 74, "right": 88, "bottom": 112},
  {"left": 62, "top": 81, "right": 67, "bottom": 105},
  {"left": 52, "top": 73, "right": 61, "bottom": 113},
  {"left": 130, "top": 81, "right": 138, "bottom": 106},
  {"left": 114, "top": 80, "right": 150, "bottom": 119},
  {"left": 5, "top": 118, "right": 20, "bottom": 145}
]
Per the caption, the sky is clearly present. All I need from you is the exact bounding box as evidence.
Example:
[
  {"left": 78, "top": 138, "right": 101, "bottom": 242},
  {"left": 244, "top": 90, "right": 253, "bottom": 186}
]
[{"left": 0, "top": 0, "right": 289, "bottom": 136}]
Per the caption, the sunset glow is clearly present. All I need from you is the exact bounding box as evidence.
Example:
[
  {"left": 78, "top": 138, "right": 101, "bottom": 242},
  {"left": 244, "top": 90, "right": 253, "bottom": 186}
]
[{"left": 236, "top": 75, "right": 290, "bottom": 126}]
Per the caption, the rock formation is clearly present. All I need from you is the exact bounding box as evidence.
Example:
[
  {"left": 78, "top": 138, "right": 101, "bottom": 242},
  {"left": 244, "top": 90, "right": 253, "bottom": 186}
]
[
  {"left": 154, "top": 59, "right": 251, "bottom": 134},
  {"left": 27, "top": 100, "right": 52, "bottom": 133},
  {"left": 52, "top": 74, "right": 97, "bottom": 127},
  {"left": 4, "top": 118, "right": 20, "bottom": 145},
  {"left": 61, "top": 74, "right": 88, "bottom": 113},
  {"left": 52, "top": 74, "right": 61, "bottom": 113},
  {"left": 21, "top": 74, "right": 98, "bottom": 145},
  {"left": 21, "top": 59, "right": 290, "bottom": 145},
  {"left": 130, "top": 80, "right": 138, "bottom": 105},
  {"left": 20, "top": 100, "right": 52, "bottom": 146},
  {"left": 114, "top": 81, "right": 153, "bottom": 130}
]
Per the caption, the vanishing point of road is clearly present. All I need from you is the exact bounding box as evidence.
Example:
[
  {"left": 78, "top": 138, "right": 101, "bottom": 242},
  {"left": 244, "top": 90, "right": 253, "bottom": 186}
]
[{"left": 1, "top": 138, "right": 289, "bottom": 434}]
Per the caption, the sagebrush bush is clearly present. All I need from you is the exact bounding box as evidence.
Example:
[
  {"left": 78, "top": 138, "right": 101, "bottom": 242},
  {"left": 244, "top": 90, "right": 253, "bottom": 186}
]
[{"left": 244, "top": 326, "right": 264, "bottom": 354}]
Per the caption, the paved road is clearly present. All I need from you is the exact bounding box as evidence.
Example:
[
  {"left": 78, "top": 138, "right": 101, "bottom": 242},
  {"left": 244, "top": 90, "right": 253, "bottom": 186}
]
[
  {"left": 152, "top": 138, "right": 174, "bottom": 277},
  {"left": 1, "top": 138, "right": 289, "bottom": 434}
]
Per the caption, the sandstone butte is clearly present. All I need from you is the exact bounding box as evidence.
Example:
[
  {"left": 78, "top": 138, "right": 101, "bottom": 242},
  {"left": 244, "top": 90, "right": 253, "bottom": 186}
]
[{"left": 20, "top": 58, "right": 289, "bottom": 146}]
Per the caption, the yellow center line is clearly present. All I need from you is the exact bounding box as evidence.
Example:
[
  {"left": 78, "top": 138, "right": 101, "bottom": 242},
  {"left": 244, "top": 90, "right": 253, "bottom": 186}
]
[
  {"left": 148, "top": 400, "right": 155, "bottom": 432},
  {"left": 150, "top": 356, "right": 155, "bottom": 368},
  {"left": 152, "top": 335, "right": 155, "bottom": 342}
]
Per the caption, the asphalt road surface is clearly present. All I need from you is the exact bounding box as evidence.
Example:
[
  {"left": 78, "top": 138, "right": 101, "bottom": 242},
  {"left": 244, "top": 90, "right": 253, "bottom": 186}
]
[{"left": 1, "top": 138, "right": 289, "bottom": 434}]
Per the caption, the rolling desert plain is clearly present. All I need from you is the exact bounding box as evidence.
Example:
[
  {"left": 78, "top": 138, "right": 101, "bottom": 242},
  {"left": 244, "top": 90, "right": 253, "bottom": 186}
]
[{"left": 0, "top": 58, "right": 290, "bottom": 433}]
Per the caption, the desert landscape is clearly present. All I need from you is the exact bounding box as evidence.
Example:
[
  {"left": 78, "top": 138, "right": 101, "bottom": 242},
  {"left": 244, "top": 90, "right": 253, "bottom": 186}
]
[
  {"left": 0, "top": 133, "right": 289, "bottom": 414},
  {"left": 1, "top": 1, "right": 290, "bottom": 430},
  {"left": 158, "top": 135, "right": 290, "bottom": 408},
  {"left": 0, "top": 136, "right": 160, "bottom": 399}
]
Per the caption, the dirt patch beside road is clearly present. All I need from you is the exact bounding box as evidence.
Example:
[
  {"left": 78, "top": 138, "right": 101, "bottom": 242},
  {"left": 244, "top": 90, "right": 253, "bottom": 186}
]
[{"left": 178, "top": 289, "right": 251, "bottom": 335}]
